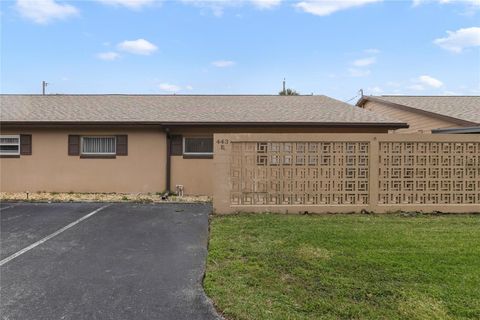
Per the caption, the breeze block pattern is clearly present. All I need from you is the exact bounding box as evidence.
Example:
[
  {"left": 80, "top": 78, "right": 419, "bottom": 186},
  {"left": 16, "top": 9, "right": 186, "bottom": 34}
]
[
  {"left": 230, "top": 142, "right": 370, "bottom": 206},
  {"left": 213, "top": 133, "right": 480, "bottom": 214},
  {"left": 378, "top": 142, "right": 479, "bottom": 205}
]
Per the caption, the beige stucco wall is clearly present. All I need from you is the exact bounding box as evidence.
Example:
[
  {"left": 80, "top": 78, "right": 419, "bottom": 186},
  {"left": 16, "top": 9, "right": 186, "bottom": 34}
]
[
  {"left": 0, "top": 127, "right": 166, "bottom": 193},
  {"left": 165, "top": 125, "right": 382, "bottom": 197},
  {"left": 362, "top": 101, "right": 460, "bottom": 133},
  {"left": 1, "top": 125, "right": 392, "bottom": 196},
  {"left": 168, "top": 125, "right": 390, "bottom": 196},
  {"left": 171, "top": 157, "right": 213, "bottom": 196}
]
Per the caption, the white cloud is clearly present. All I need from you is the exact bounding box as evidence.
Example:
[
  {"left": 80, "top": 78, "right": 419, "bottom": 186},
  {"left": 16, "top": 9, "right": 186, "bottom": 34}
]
[
  {"left": 158, "top": 83, "right": 181, "bottom": 92},
  {"left": 413, "top": 0, "right": 480, "bottom": 15},
  {"left": 96, "top": 0, "right": 155, "bottom": 10},
  {"left": 408, "top": 84, "right": 425, "bottom": 91},
  {"left": 434, "top": 27, "right": 480, "bottom": 53},
  {"left": 211, "top": 6, "right": 226, "bottom": 16},
  {"left": 295, "top": 0, "right": 382, "bottom": 16},
  {"left": 181, "top": 0, "right": 280, "bottom": 15},
  {"left": 185, "top": 85, "right": 194, "bottom": 90},
  {"left": 348, "top": 68, "right": 371, "bottom": 77},
  {"left": 348, "top": 50, "right": 378, "bottom": 78},
  {"left": 251, "top": 0, "right": 282, "bottom": 9},
  {"left": 391, "top": 75, "right": 445, "bottom": 92},
  {"left": 15, "top": 0, "right": 78, "bottom": 24},
  {"left": 368, "top": 86, "right": 383, "bottom": 94},
  {"left": 364, "top": 48, "right": 380, "bottom": 54},
  {"left": 97, "top": 52, "right": 120, "bottom": 61},
  {"left": 353, "top": 57, "right": 376, "bottom": 67},
  {"left": 212, "top": 60, "right": 236, "bottom": 67},
  {"left": 411, "top": 0, "right": 424, "bottom": 6},
  {"left": 413, "top": 0, "right": 480, "bottom": 7},
  {"left": 448, "top": 0, "right": 480, "bottom": 5},
  {"left": 408, "top": 75, "right": 444, "bottom": 90},
  {"left": 117, "top": 39, "right": 158, "bottom": 55},
  {"left": 418, "top": 75, "right": 443, "bottom": 88},
  {"left": 181, "top": 0, "right": 231, "bottom": 17},
  {"left": 386, "top": 81, "right": 401, "bottom": 87}
]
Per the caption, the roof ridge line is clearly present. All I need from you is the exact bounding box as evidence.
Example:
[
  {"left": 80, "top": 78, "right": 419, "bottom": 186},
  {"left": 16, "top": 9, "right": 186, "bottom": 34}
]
[
  {"left": 378, "top": 95, "right": 480, "bottom": 97},
  {"left": 0, "top": 94, "right": 325, "bottom": 97}
]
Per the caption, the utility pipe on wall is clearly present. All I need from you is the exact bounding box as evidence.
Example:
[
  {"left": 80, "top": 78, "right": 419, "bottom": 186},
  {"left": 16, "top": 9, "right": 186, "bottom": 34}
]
[{"left": 165, "top": 128, "right": 171, "bottom": 194}]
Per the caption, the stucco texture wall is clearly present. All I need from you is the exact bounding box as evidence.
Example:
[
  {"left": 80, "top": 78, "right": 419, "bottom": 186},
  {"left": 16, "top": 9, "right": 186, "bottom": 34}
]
[
  {"left": 1, "top": 125, "right": 391, "bottom": 196},
  {"left": 0, "top": 128, "right": 167, "bottom": 193},
  {"left": 168, "top": 125, "right": 390, "bottom": 196},
  {"left": 171, "top": 157, "right": 213, "bottom": 196}
]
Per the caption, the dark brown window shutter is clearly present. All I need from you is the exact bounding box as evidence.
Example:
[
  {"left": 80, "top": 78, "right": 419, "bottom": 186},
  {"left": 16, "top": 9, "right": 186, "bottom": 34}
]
[
  {"left": 116, "top": 135, "right": 128, "bottom": 156},
  {"left": 68, "top": 135, "right": 80, "bottom": 156},
  {"left": 20, "top": 134, "right": 32, "bottom": 155},
  {"left": 170, "top": 135, "right": 183, "bottom": 156}
]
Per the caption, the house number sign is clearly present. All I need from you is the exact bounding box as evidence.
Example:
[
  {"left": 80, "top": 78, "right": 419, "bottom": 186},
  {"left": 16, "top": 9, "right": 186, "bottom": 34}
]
[{"left": 216, "top": 139, "right": 229, "bottom": 151}]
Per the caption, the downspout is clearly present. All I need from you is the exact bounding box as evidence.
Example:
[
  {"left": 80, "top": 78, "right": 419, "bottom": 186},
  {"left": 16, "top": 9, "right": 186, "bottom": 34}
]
[{"left": 165, "top": 128, "right": 171, "bottom": 195}]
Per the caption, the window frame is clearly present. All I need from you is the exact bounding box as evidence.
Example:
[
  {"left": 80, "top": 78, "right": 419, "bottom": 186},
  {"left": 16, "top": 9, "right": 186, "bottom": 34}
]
[
  {"left": 182, "top": 136, "right": 214, "bottom": 156},
  {"left": 0, "top": 135, "right": 21, "bottom": 156},
  {"left": 80, "top": 136, "right": 117, "bottom": 156}
]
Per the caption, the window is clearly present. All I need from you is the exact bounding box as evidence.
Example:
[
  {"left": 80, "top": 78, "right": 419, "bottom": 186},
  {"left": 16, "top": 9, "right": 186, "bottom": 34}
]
[
  {"left": 0, "top": 135, "right": 20, "bottom": 155},
  {"left": 81, "top": 136, "right": 116, "bottom": 155},
  {"left": 183, "top": 137, "right": 213, "bottom": 155}
]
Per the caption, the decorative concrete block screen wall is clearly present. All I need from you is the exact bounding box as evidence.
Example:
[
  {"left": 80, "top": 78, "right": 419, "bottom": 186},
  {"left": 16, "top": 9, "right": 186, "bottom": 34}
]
[{"left": 213, "top": 134, "right": 480, "bottom": 214}]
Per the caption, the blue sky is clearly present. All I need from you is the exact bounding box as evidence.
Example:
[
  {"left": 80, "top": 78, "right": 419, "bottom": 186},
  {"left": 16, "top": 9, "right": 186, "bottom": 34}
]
[{"left": 1, "top": 0, "right": 479, "bottom": 101}]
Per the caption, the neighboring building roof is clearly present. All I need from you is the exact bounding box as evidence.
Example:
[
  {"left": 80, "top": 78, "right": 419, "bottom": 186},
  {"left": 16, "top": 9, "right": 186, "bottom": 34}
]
[
  {"left": 0, "top": 94, "right": 407, "bottom": 128},
  {"left": 432, "top": 126, "right": 480, "bottom": 134},
  {"left": 356, "top": 95, "right": 480, "bottom": 125}
]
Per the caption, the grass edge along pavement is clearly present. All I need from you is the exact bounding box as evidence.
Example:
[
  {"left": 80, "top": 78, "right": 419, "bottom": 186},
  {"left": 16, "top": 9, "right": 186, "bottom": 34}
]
[{"left": 204, "top": 212, "right": 480, "bottom": 320}]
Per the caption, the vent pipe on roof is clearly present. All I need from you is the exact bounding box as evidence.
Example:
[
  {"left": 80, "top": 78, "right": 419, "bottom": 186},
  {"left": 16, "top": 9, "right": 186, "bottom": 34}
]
[
  {"left": 282, "top": 78, "right": 286, "bottom": 95},
  {"left": 42, "top": 81, "right": 48, "bottom": 95}
]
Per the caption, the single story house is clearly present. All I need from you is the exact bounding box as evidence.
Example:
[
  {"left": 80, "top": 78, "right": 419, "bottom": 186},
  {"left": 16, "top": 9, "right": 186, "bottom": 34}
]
[
  {"left": 356, "top": 95, "right": 480, "bottom": 133},
  {"left": 0, "top": 94, "right": 407, "bottom": 195}
]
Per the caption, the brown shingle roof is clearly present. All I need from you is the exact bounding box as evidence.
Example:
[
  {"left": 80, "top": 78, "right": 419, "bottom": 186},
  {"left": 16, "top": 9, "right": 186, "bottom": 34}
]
[
  {"left": 357, "top": 95, "right": 480, "bottom": 124},
  {"left": 0, "top": 94, "right": 406, "bottom": 127}
]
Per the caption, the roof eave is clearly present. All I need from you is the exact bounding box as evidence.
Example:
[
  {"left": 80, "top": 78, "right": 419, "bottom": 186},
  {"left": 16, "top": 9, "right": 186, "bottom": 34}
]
[
  {"left": 432, "top": 126, "right": 480, "bottom": 134},
  {"left": 0, "top": 120, "right": 409, "bottom": 129}
]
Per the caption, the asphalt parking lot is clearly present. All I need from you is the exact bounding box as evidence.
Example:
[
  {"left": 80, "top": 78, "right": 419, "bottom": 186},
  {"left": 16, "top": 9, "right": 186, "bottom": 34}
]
[{"left": 0, "top": 202, "right": 220, "bottom": 320}]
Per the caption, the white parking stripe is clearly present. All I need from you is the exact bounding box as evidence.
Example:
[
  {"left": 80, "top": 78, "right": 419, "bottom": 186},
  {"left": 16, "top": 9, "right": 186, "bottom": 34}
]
[
  {"left": 0, "top": 204, "right": 111, "bottom": 267},
  {"left": 0, "top": 204, "right": 18, "bottom": 211}
]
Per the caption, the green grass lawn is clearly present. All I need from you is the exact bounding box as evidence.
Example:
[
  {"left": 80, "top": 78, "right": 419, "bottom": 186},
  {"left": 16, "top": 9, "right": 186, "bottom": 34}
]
[{"left": 204, "top": 213, "right": 480, "bottom": 320}]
